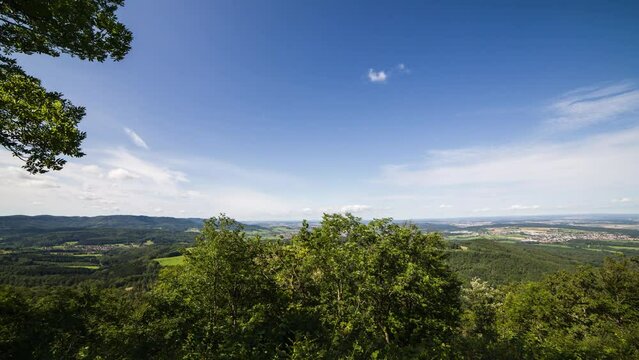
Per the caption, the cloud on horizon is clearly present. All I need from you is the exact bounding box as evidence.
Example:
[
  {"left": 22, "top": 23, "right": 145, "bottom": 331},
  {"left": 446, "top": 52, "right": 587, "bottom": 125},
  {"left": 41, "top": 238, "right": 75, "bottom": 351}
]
[
  {"left": 379, "top": 126, "right": 639, "bottom": 192},
  {"left": 1, "top": 82, "right": 638, "bottom": 220},
  {"left": 0, "top": 148, "right": 304, "bottom": 220}
]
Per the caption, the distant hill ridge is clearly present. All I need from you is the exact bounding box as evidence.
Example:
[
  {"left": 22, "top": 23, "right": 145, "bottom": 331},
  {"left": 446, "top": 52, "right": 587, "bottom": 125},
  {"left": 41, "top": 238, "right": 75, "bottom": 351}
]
[{"left": 0, "top": 215, "right": 204, "bottom": 232}]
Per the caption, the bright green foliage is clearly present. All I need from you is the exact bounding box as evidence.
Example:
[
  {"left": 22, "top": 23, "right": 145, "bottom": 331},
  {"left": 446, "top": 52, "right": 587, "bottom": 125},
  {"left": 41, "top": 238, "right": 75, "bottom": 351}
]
[
  {"left": 144, "top": 214, "right": 461, "bottom": 359},
  {"left": 0, "top": 0, "right": 132, "bottom": 173},
  {"left": 458, "top": 278, "right": 504, "bottom": 359},
  {"left": 155, "top": 215, "right": 286, "bottom": 359},
  {"left": 274, "top": 215, "right": 461, "bottom": 358},
  {"left": 181, "top": 216, "right": 286, "bottom": 358},
  {"left": 497, "top": 257, "right": 639, "bottom": 359},
  {"left": 0, "top": 56, "right": 86, "bottom": 173}
]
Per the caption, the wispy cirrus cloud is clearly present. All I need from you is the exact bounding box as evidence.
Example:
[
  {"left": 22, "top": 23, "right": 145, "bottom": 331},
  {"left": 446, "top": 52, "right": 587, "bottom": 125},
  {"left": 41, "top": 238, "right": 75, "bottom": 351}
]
[
  {"left": 380, "top": 127, "right": 639, "bottom": 188},
  {"left": 124, "top": 127, "right": 149, "bottom": 149},
  {"left": 376, "top": 126, "right": 639, "bottom": 215},
  {"left": 545, "top": 82, "right": 639, "bottom": 131}
]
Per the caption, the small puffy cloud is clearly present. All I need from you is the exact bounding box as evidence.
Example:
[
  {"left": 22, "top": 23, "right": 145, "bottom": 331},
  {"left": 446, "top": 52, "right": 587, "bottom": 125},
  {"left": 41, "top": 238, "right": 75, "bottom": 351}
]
[
  {"left": 367, "top": 64, "right": 409, "bottom": 83},
  {"left": 124, "top": 127, "right": 149, "bottom": 149},
  {"left": 368, "top": 69, "right": 387, "bottom": 83},
  {"left": 107, "top": 168, "right": 139, "bottom": 180},
  {"left": 439, "top": 204, "right": 453, "bottom": 208},
  {"left": 612, "top": 197, "right": 632, "bottom": 203}
]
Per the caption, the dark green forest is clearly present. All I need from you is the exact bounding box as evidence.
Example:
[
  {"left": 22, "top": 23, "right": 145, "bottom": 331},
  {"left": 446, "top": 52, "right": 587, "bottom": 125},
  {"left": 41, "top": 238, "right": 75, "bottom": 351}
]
[{"left": 1, "top": 214, "right": 638, "bottom": 359}]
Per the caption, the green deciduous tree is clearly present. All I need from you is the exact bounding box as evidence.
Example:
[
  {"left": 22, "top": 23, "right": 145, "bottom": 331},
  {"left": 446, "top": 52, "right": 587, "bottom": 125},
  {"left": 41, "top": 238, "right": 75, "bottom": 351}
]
[
  {"left": 270, "top": 214, "right": 461, "bottom": 358},
  {"left": 459, "top": 278, "right": 504, "bottom": 359},
  {"left": 156, "top": 215, "right": 286, "bottom": 359},
  {"left": 146, "top": 214, "right": 461, "bottom": 359},
  {"left": 497, "top": 257, "right": 639, "bottom": 359},
  {"left": 0, "top": 0, "right": 132, "bottom": 173}
]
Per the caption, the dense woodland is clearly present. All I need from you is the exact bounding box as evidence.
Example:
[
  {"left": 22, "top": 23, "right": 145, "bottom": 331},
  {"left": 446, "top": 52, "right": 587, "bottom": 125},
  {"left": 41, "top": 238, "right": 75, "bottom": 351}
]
[{"left": 1, "top": 214, "right": 638, "bottom": 359}]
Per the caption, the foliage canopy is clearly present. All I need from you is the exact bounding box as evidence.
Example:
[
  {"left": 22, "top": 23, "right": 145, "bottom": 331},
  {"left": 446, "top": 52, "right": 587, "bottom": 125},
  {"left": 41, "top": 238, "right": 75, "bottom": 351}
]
[
  {"left": 0, "top": 0, "right": 132, "bottom": 173},
  {"left": 1, "top": 214, "right": 639, "bottom": 359}
]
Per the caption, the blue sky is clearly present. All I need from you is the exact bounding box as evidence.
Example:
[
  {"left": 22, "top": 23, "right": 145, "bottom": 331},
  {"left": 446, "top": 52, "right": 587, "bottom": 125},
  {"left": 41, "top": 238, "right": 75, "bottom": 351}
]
[{"left": 2, "top": 0, "right": 639, "bottom": 220}]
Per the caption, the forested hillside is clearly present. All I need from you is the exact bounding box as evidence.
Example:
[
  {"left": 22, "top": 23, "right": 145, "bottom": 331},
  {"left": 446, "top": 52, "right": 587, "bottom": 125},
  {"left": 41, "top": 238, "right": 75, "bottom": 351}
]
[
  {"left": 0, "top": 215, "right": 204, "bottom": 233},
  {"left": 1, "top": 214, "right": 638, "bottom": 359}
]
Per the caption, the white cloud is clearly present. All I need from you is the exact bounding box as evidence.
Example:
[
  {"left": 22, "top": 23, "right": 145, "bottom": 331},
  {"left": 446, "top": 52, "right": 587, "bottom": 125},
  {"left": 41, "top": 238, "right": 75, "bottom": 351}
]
[
  {"left": 2, "top": 165, "right": 60, "bottom": 189},
  {"left": 0, "top": 148, "right": 303, "bottom": 220},
  {"left": 339, "top": 204, "right": 372, "bottom": 213},
  {"left": 377, "top": 126, "right": 639, "bottom": 216},
  {"left": 3, "top": 80, "right": 638, "bottom": 220},
  {"left": 509, "top": 204, "right": 540, "bottom": 210},
  {"left": 368, "top": 69, "right": 387, "bottom": 83},
  {"left": 124, "top": 127, "right": 149, "bottom": 149},
  {"left": 78, "top": 192, "right": 100, "bottom": 201},
  {"left": 380, "top": 127, "right": 639, "bottom": 189},
  {"left": 81, "top": 165, "right": 103, "bottom": 176},
  {"left": 367, "top": 64, "right": 410, "bottom": 83},
  {"left": 315, "top": 204, "right": 373, "bottom": 215},
  {"left": 104, "top": 149, "right": 187, "bottom": 186},
  {"left": 107, "top": 168, "right": 139, "bottom": 180},
  {"left": 545, "top": 82, "right": 639, "bottom": 130}
]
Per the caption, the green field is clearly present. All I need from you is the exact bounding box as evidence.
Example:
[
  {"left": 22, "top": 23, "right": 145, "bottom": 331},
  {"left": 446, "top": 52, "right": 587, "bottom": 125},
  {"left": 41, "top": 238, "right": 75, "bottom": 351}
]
[
  {"left": 155, "top": 255, "right": 185, "bottom": 266},
  {"left": 609, "top": 245, "right": 639, "bottom": 251},
  {"left": 65, "top": 265, "right": 100, "bottom": 270}
]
